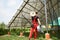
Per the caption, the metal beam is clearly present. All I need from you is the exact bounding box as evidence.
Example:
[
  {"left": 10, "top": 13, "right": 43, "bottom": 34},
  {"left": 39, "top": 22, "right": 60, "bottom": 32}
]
[
  {"left": 27, "top": 3, "right": 39, "bottom": 11},
  {"left": 28, "top": 3, "right": 45, "bottom": 17},
  {"left": 24, "top": 1, "right": 45, "bottom": 19},
  {"left": 22, "top": 14, "right": 31, "bottom": 24},
  {"left": 48, "top": 1, "right": 53, "bottom": 25},
  {"left": 24, "top": 1, "right": 46, "bottom": 18},
  {"left": 57, "top": 0, "right": 60, "bottom": 17},
  {"left": 48, "top": 1, "right": 57, "bottom": 23},
  {"left": 39, "top": 0, "right": 44, "bottom": 5},
  {"left": 50, "top": 0, "right": 58, "bottom": 19},
  {"left": 57, "top": 0, "right": 60, "bottom": 30},
  {"left": 40, "top": 2, "right": 55, "bottom": 23},
  {"left": 25, "top": 7, "right": 32, "bottom": 11},
  {"left": 49, "top": 0, "right": 59, "bottom": 28},
  {"left": 38, "top": 0, "right": 50, "bottom": 12},
  {"left": 22, "top": 11, "right": 30, "bottom": 14},
  {"left": 13, "top": 16, "right": 24, "bottom": 19},
  {"left": 38, "top": 0, "right": 50, "bottom": 18},
  {"left": 8, "top": 0, "right": 29, "bottom": 28}
]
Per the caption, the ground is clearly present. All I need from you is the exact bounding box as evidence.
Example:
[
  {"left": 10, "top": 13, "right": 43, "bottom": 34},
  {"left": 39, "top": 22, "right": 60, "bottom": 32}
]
[
  {"left": 0, "top": 35, "right": 59, "bottom": 40},
  {"left": 0, "top": 35, "right": 44, "bottom": 40}
]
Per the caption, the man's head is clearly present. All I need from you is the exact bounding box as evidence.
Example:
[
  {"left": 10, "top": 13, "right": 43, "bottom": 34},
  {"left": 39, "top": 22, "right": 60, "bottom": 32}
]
[
  {"left": 35, "top": 12, "right": 38, "bottom": 14},
  {"left": 30, "top": 11, "right": 38, "bottom": 17}
]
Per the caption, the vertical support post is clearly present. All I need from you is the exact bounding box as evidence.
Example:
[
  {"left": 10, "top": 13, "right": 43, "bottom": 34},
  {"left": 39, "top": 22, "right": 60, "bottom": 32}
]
[
  {"left": 57, "top": 0, "right": 60, "bottom": 38},
  {"left": 44, "top": 0, "right": 50, "bottom": 39},
  {"left": 44, "top": 0, "right": 48, "bottom": 33}
]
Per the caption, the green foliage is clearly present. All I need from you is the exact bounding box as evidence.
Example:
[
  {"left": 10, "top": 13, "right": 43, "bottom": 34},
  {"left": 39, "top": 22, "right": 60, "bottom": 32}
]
[
  {"left": 0, "top": 22, "right": 7, "bottom": 35},
  {"left": 0, "top": 27, "right": 60, "bottom": 40},
  {"left": 10, "top": 28, "right": 20, "bottom": 35},
  {"left": 0, "top": 28, "right": 9, "bottom": 35},
  {"left": 0, "top": 28, "right": 24, "bottom": 36},
  {"left": 0, "top": 22, "right": 6, "bottom": 29}
]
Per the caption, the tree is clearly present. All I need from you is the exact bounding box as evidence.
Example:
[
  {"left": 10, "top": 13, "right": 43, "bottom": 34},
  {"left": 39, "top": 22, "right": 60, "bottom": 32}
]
[{"left": 0, "top": 22, "right": 6, "bottom": 29}]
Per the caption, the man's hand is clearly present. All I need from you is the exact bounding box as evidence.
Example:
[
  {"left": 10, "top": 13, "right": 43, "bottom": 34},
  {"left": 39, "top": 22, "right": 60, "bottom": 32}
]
[{"left": 40, "top": 25, "right": 41, "bottom": 27}]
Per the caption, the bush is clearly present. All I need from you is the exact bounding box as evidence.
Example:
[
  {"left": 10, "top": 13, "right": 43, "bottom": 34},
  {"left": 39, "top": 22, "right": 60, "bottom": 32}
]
[
  {"left": 10, "top": 28, "right": 20, "bottom": 35},
  {"left": 0, "top": 28, "right": 9, "bottom": 35},
  {"left": 0, "top": 28, "right": 23, "bottom": 35}
]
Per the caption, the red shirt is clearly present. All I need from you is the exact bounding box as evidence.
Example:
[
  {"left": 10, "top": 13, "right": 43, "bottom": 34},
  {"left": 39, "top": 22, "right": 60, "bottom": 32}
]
[{"left": 32, "top": 16, "right": 39, "bottom": 24}]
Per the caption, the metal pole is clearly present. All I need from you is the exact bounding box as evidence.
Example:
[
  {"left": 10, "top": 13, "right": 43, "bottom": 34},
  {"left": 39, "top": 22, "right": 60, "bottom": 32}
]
[{"left": 44, "top": 0, "right": 48, "bottom": 33}]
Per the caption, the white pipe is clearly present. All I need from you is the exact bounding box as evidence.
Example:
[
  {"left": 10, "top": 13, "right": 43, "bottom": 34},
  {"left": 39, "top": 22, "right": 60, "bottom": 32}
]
[{"left": 44, "top": 0, "right": 48, "bottom": 32}]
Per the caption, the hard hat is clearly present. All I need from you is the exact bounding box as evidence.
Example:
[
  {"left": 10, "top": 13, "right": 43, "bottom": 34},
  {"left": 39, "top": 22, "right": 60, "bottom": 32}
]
[{"left": 30, "top": 11, "right": 36, "bottom": 16}]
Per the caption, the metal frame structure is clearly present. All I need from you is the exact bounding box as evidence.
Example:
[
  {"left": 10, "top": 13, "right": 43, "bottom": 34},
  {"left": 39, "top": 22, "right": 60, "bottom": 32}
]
[{"left": 8, "top": 0, "right": 60, "bottom": 29}]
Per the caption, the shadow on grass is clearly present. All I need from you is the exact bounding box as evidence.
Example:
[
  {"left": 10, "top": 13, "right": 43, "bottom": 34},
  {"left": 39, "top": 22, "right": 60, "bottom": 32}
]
[
  {"left": 23, "top": 30, "right": 60, "bottom": 40},
  {"left": 23, "top": 32, "right": 45, "bottom": 38}
]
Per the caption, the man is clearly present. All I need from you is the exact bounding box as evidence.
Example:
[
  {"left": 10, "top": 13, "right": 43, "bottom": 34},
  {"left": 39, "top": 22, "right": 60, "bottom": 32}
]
[{"left": 29, "top": 11, "right": 41, "bottom": 40}]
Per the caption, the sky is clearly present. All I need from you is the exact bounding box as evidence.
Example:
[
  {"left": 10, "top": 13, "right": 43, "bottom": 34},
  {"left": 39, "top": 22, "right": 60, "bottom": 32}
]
[{"left": 0, "top": 0, "right": 23, "bottom": 24}]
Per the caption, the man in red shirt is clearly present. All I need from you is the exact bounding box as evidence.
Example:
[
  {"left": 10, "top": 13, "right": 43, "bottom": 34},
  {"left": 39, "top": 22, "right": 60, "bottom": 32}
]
[{"left": 29, "top": 11, "right": 41, "bottom": 40}]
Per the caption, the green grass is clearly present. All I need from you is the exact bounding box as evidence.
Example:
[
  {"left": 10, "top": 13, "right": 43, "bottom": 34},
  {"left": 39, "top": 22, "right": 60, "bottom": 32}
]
[
  {"left": 0, "top": 35, "right": 45, "bottom": 40},
  {"left": 0, "top": 35, "right": 59, "bottom": 40},
  {"left": 0, "top": 28, "right": 60, "bottom": 40},
  {"left": 0, "top": 35, "right": 27, "bottom": 40}
]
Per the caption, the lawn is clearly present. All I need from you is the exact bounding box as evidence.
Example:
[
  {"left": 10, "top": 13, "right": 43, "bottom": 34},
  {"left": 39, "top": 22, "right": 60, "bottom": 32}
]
[
  {"left": 0, "top": 35, "right": 45, "bottom": 40},
  {"left": 0, "top": 28, "right": 60, "bottom": 40},
  {"left": 0, "top": 34, "right": 59, "bottom": 40}
]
